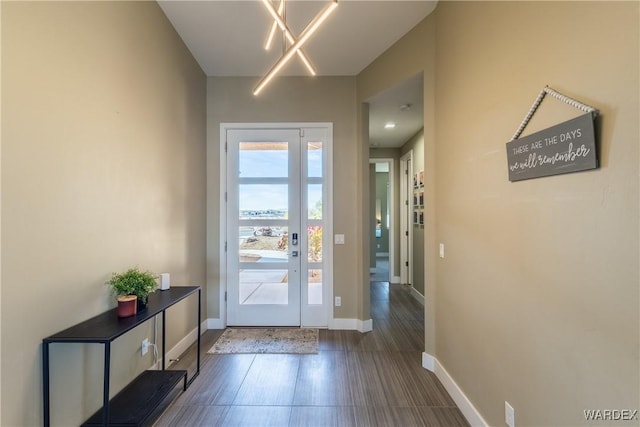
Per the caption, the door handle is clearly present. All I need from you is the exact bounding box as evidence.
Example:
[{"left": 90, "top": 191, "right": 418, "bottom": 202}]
[{"left": 291, "top": 251, "right": 299, "bottom": 257}]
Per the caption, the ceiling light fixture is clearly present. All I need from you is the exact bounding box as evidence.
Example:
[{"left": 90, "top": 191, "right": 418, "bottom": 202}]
[
  {"left": 254, "top": 0, "right": 338, "bottom": 96},
  {"left": 384, "top": 122, "right": 396, "bottom": 129},
  {"left": 264, "top": 0, "right": 285, "bottom": 51},
  {"left": 262, "top": 0, "right": 316, "bottom": 76}
]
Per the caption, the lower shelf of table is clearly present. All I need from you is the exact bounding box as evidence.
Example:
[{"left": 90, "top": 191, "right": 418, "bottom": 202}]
[{"left": 82, "top": 369, "right": 187, "bottom": 427}]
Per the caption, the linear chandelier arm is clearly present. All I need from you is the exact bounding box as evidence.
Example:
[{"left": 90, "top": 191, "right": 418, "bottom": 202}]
[
  {"left": 265, "top": 0, "right": 285, "bottom": 50},
  {"left": 262, "top": 0, "right": 316, "bottom": 75},
  {"left": 254, "top": 0, "right": 338, "bottom": 95}
]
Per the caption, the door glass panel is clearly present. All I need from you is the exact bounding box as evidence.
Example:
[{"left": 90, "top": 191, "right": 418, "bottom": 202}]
[
  {"left": 308, "top": 225, "right": 322, "bottom": 262},
  {"left": 239, "top": 226, "right": 288, "bottom": 263},
  {"left": 308, "top": 269, "right": 322, "bottom": 304},
  {"left": 308, "top": 184, "right": 322, "bottom": 219},
  {"left": 240, "top": 142, "right": 288, "bottom": 178},
  {"left": 308, "top": 142, "right": 322, "bottom": 177},
  {"left": 239, "top": 184, "right": 288, "bottom": 219},
  {"left": 306, "top": 141, "right": 324, "bottom": 309},
  {"left": 239, "top": 269, "right": 288, "bottom": 305}
]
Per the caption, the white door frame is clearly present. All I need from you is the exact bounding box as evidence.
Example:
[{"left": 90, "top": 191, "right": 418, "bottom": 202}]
[
  {"left": 400, "top": 151, "right": 413, "bottom": 286},
  {"left": 219, "top": 123, "right": 333, "bottom": 328},
  {"left": 369, "top": 158, "right": 396, "bottom": 283}
]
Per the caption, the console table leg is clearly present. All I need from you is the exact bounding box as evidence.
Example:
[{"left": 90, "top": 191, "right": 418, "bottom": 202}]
[
  {"left": 43, "top": 342, "right": 50, "bottom": 427},
  {"left": 103, "top": 342, "right": 111, "bottom": 427},
  {"left": 162, "top": 310, "right": 167, "bottom": 371},
  {"left": 186, "top": 289, "right": 202, "bottom": 388},
  {"left": 197, "top": 289, "right": 201, "bottom": 376}
]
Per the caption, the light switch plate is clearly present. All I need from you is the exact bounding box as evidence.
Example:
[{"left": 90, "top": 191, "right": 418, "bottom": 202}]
[{"left": 334, "top": 234, "right": 345, "bottom": 245}]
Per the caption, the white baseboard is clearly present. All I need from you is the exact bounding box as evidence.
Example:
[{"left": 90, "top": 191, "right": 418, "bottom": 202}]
[
  {"left": 330, "top": 318, "right": 373, "bottom": 332},
  {"left": 410, "top": 286, "right": 425, "bottom": 306},
  {"left": 330, "top": 318, "right": 359, "bottom": 330},
  {"left": 161, "top": 320, "right": 208, "bottom": 368},
  {"left": 422, "top": 352, "right": 435, "bottom": 371},
  {"left": 206, "top": 317, "right": 224, "bottom": 329},
  {"left": 359, "top": 318, "right": 373, "bottom": 332},
  {"left": 208, "top": 316, "right": 376, "bottom": 333},
  {"left": 207, "top": 316, "right": 374, "bottom": 333},
  {"left": 422, "top": 353, "right": 489, "bottom": 427}
]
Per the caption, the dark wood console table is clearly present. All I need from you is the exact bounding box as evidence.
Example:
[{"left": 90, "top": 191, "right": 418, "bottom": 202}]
[{"left": 42, "top": 286, "right": 201, "bottom": 427}]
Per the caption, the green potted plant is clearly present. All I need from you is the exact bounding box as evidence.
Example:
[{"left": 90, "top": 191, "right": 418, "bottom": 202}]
[{"left": 107, "top": 267, "right": 159, "bottom": 317}]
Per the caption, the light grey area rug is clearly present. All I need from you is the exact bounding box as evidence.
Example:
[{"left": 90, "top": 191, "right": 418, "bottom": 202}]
[{"left": 208, "top": 328, "right": 319, "bottom": 354}]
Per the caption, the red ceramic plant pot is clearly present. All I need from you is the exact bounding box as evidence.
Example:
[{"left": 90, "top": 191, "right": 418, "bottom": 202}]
[{"left": 117, "top": 295, "right": 137, "bottom": 318}]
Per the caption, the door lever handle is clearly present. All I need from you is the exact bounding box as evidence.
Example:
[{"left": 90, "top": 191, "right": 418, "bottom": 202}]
[{"left": 291, "top": 251, "right": 299, "bottom": 257}]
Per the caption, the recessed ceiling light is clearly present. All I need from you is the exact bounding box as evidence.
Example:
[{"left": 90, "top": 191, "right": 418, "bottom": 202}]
[{"left": 384, "top": 122, "right": 396, "bottom": 129}]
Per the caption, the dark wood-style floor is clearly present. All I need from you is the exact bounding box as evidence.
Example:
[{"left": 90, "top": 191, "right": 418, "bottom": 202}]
[{"left": 154, "top": 282, "right": 469, "bottom": 426}]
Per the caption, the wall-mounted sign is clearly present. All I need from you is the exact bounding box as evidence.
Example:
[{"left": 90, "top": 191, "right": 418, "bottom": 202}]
[{"left": 506, "top": 112, "right": 597, "bottom": 182}]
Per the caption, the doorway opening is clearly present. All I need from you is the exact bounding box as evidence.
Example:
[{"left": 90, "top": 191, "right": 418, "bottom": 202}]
[
  {"left": 366, "top": 71, "right": 424, "bottom": 308},
  {"left": 369, "top": 159, "right": 394, "bottom": 283}
]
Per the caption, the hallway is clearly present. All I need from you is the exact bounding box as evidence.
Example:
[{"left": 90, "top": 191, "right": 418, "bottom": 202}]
[
  {"left": 370, "top": 255, "right": 390, "bottom": 283},
  {"left": 155, "top": 282, "right": 467, "bottom": 427}
]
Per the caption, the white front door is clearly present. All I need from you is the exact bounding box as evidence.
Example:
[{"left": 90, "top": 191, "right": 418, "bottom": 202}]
[{"left": 224, "top": 125, "right": 332, "bottom": 327}]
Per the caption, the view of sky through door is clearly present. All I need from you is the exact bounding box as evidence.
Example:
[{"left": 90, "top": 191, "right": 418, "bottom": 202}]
[{"left": 239, "top": 142, "right": 322, "bottom": 213}]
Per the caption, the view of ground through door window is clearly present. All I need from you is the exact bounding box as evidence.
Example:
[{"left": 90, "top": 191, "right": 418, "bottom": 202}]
[{"left": 238, "top": 226, "right": 323, "bottom": 305}]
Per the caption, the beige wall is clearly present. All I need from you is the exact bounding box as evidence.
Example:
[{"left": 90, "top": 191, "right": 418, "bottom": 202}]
[
  {"left": 360, "top": 1, "right": 639, "bottom": 426},
  {"left": 206, "top": 77, "right": 360, "bottom": 320},
  {"left": 358, "top": 16, "right": 437, "bottom": 353},
  {"left": 1, "top": 2, "right": 206, "bottom": 425},
  {"left": 435, "top": 2, "right": 638, "bottom": 425}
]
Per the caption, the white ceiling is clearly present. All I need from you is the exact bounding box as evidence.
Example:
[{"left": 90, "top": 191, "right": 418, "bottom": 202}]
[
  {"left": 367, "top": 72, "right": 423, "bottom": 148},
  {"left": 158, "top": 0, "right": 434, "bottom": 147}
]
